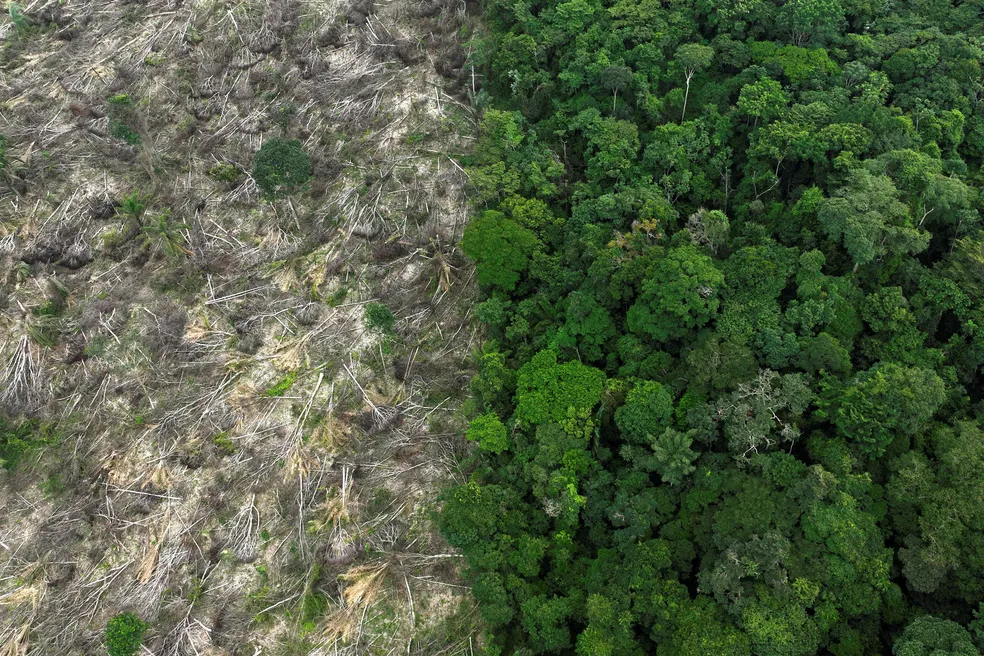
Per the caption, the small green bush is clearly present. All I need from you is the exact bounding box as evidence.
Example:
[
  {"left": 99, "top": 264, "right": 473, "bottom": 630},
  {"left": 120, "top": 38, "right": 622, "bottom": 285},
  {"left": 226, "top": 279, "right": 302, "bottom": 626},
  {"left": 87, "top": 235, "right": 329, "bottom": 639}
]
[
  {"left": 0, "top": 134, "right": 8, "bottom": 171},
  {"left": 32, "top": 299, "right": 59, "bottom": 317},
  {"left": 141, "top": 210, "right": 191, "bottom": 258},
  {"left": 106, "top": 95, "right": 141, "bottom": 146},
  {"left": 109, "top": 121, "right": 141, "bottom": 146},
  {"left": 252, "top": 138, "right": 312, "bottom": 200},
  {"left": 105, "top": 612, "right": 148, "bottom": 656},
  {"left": 208, "top": 162, "right": 240, "bottom": 182},
  {"left": 28, "top": 314, "right": 61, "bottom": 348},
  {"left": 276, "top": 102, "right": 297, "bottom": 130},
  {"left": 3, "top": 3, "right": 57, "bottom": 57},
  {"left": 212, "top": 432, "right": 236, "bottom": 455},
  {"left": 8, "top": 3, "right": 30, "bottom": 33},
  {"left": 0, "top": 418, "right": 59, "bottom": 470},
  {"left": 116, "top": 190, "right": 151, "bottom": 222},
  {"left": 364, "top": 303, "right": 396, "bottom": 334},
  {"left": 39, "top": 474, "right": 65, "bottom": 498}
]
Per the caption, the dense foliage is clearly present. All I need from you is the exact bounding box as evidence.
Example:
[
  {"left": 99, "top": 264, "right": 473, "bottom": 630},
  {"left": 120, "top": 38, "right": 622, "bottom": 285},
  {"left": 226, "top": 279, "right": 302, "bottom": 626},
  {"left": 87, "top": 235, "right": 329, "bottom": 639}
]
[
  {"left": 442, "top": 0, "right": 984, "bottom": 652},
  {"left": 104, "top": 612, "right": 148, "bottom": 656},
  {"left": 252, "top": 138, "right": 312, "bottom": 200}
]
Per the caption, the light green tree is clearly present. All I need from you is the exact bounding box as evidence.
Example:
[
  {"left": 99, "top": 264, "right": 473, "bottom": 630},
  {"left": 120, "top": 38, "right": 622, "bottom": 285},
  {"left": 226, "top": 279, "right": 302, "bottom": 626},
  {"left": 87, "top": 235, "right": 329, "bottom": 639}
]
[
  {"left": 467, "top": 413, "right": 511, "bottom": 454},
  {"left": 461, "top": 210, "right": 540, "bottom": 291}
]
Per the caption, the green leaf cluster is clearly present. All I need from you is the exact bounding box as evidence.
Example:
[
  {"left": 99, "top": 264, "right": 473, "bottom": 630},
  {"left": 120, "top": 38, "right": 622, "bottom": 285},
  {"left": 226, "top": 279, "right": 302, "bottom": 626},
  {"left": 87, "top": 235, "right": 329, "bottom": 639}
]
[
  {"left": 252, "top": 138, "right": 312, "bottom": 200},
  {"left": 105, "top": 612, "right": 148, "bottom": 656}
]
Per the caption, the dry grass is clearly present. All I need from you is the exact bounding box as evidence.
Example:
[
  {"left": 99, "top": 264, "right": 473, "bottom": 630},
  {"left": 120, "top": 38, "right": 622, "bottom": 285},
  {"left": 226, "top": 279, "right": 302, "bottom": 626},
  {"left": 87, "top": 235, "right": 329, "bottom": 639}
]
[{"left": 0, "top": 0, "right": 480, "bottom": 651}]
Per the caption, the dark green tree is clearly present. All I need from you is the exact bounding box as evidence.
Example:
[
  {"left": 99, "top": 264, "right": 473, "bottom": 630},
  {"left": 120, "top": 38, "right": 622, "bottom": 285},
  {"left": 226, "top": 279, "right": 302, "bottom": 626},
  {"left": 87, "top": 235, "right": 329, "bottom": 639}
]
[
  {"left": 626, "top": 246, "right": 724, "bottom": 343},
  {"left": 818, "top": 363, "right": 946, "bottom": 457},
  {"left": 252, "top": 138, "right": 312, "bottom": 200},
  {"left": 893, "top": 616, "right": 979, "bottom": 656},
  {"left": 105, "top": 612, "right": 149, "bottom": 656},
  {"left": 818, "top": 170, "right": 929, "bottom": 272}
]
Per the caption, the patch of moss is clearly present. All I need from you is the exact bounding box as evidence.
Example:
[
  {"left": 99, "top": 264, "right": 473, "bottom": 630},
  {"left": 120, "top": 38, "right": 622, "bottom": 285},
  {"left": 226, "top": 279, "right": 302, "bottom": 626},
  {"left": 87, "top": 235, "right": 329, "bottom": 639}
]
[{"left": 266, "top": 371, "right": 298, "bottom": 397}]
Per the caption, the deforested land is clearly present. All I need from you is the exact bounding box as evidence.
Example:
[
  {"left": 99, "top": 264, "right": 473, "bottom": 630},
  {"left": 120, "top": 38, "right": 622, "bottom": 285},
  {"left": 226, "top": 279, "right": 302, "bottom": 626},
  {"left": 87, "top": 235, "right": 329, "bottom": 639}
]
[{"left": 0, "top": 0, "right": 482, "bottom": 653}]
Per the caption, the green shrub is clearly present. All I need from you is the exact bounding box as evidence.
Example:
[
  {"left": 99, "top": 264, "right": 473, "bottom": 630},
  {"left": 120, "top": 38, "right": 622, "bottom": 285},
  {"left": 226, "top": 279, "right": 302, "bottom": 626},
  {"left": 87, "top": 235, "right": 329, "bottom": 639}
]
[
  {"left": 364, "top": 303, "right": 396, "bottom": 334},
  {"left": 83, "top": 335, "right": 109, "bottom": 358},
  {"left": 39, "top": 474, "right": 65, "bottom": 498},
  {"left": 276, "top": 102, "right": 297, "bottom": 130},
  {"left": 109, "top": 121, "right": 141, "bottom": 146},
  {"left": 32, "top": 299, "right": 59, "bottom": 317},
  {"left": 208, "top": 162, "right": 240, "bottom": 182},
  {"left": 106, "top": 95, "right": 141, "bottom": 146},
  {"left": 252, "top": 138, "right": 312, "bottom": 200},
  {"left": 212, "top": 432, "right": 236, "bottom": 456},
  {"left": 141, "top": 210, "right": 191, "bottom": 257},
  {"left": 253, "top": 139, "right": 311, "bottom": 200},
  {"left": 0, "top": 419, "right": 59, "bottom": 470},
  {"left": 28, "top": 314, "right": 61, "bottom": 348},
  {"left": 2, "top": 3, "right": 57, "bottom": 58},
  {"left": 105, "top": 612, "right": 148, "bottom": 656},
  {"left": 117, "top": 190, "right": 150, "bottom": 222},
  {"left": 0, "top": 134, "right": 7, "bottom": 171},
  {"left": 8, "top": 3, "right": 30, "bottom": 33}
]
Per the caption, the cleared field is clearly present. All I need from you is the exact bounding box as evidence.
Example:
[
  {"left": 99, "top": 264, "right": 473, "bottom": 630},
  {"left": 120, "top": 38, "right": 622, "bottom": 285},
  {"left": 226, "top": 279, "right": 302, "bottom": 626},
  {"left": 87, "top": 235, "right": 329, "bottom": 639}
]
[{"left": 0, "top": 0, "right": 481, "bottom": 652}]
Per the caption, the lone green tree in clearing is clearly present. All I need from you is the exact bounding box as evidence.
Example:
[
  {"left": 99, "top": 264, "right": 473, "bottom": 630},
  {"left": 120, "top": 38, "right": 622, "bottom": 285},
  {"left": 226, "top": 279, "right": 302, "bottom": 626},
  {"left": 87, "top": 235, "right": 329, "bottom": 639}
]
[
  {"left": 105, "top": 612, "right": 148, "bottom": 656},
  {"left": 252, "top": 138, "right": 312, "bottom": 200}
]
